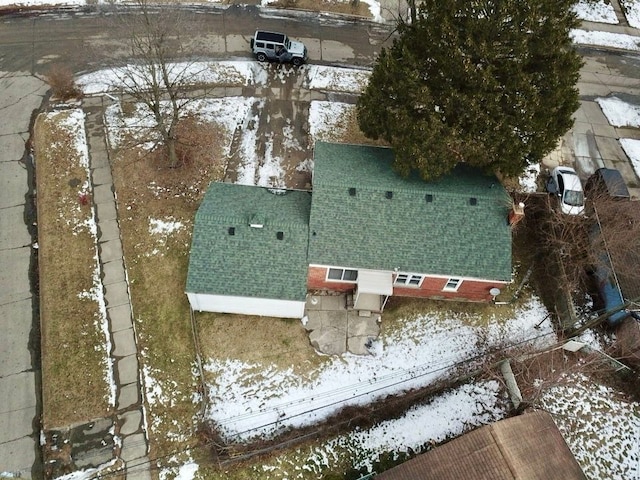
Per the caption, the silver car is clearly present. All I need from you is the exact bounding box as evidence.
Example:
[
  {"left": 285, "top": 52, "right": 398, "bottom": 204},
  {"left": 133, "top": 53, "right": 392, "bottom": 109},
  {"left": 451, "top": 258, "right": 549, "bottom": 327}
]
[{"left": 546, "top": 166, "right": 585, "bottom": 215}]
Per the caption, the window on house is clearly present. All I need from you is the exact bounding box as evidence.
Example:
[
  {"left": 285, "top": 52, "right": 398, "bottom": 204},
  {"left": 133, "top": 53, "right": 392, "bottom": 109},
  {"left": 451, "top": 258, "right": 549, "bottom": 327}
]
[
  {"left": 394, "top": 273, "right": 424, "bottom": 287},
  {"left": 443, "top": 278, "right": 462, "bottom": 291},
  {"left": 327, "top": 268, "right": 358, "bottom": 282}
]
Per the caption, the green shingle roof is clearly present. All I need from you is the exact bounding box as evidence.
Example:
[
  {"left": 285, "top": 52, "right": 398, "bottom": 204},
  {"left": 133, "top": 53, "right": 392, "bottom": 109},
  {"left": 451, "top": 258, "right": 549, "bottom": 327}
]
[
  {"left": 186, "top": 183, "right": 311, "bottom": 301},
  {"left": 308, "top": 142, "right": 512, "bottom": 282}
]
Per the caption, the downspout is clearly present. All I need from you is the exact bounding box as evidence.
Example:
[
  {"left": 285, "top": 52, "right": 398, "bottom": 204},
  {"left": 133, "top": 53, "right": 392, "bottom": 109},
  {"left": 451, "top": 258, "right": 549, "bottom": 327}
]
[{"left": 381, "top": 295, "right": 390, "bottom": 311}]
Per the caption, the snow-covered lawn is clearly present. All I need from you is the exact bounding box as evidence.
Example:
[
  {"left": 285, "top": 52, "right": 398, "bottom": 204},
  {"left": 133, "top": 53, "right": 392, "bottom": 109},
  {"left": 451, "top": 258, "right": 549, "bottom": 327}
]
[
  {"left": 305, "top": 65, "right": 371, "bottom": 93},
  {"left": 77, "top": 61, "right": 270, "bottom": 95},
  {"left": 573, "top": 0, "right": 618, "bottom": 24},
  {"left": 538, "top": 373, "right": 640, "bottom": 480},
  {"left": 620, "top": 138, "right": 640, "bottom": 177},
  {"left": 596, "top": 96, "right": 640, "bottom": 179},
  {"left": 571, "top": 29, "right": 640, "bottom": 51},
  {"left": 205, "top": 297, "right": 555, "bottom": 444},
  {"left": 79, "top": 63, "right": 371, "bottom": 97},
  {"left": 620, "top": 0, "right": 640, "bottom": 28},
  {"left": 596, "top": 96, "right": 640, "bottom": 127},
  {"left": 248, "top": 380, "right": 507, "bottom": 479}
]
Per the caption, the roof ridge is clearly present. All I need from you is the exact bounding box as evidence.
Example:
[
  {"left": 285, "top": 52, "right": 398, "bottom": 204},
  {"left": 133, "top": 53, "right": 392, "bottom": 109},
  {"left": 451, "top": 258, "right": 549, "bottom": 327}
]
[
  {"left": 313, "top": 183, "right": 507, "bottom": 198},
  {"left": 196, "top": 214, "right": 309, "bottom": 228}
]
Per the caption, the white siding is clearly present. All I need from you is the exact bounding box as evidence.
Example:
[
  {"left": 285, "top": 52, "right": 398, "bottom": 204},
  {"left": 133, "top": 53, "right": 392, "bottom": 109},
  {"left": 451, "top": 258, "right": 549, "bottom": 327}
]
[{"left": 186, "top": 292, "right": 305, "bottom": 319}]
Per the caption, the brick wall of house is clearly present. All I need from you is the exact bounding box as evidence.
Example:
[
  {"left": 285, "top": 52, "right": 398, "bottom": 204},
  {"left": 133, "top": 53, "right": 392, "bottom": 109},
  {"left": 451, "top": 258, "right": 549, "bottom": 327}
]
[
  {"left": 308, "top": 266, "right": 505, "bottom": 302},
  {"left": 307, "top": 266, "right": 355, "bottom": 292},
  {"left": 393, "top": 276, "right": 505, "bottom": 302}
]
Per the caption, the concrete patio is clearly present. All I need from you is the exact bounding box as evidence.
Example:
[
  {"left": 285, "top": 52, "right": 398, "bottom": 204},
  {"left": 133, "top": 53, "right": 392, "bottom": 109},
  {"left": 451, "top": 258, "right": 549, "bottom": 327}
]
[{"left": 303, "top": 293, "right": 382, "bottom": 355}]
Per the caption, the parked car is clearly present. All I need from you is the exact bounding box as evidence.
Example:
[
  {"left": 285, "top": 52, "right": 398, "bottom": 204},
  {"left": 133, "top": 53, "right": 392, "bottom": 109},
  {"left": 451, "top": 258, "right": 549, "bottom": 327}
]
[
  {"left": 585, "top": 167, "right": 630, "bottom": 201},
  {"left": 546, "top": 166, "right": 585, "bottom": 215},
  {"left": 250, "top": 30, "right": 308, "bottom": 66}
]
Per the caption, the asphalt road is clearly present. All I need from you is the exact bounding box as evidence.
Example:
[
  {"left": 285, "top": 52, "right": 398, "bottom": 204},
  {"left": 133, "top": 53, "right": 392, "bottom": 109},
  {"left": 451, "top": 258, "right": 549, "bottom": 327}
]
[
  {"left": 0, "top": 5, "right": 389, "bottom": 74},
  {"left": 1, "top": 6, "right": 640, "bottom": 479}
]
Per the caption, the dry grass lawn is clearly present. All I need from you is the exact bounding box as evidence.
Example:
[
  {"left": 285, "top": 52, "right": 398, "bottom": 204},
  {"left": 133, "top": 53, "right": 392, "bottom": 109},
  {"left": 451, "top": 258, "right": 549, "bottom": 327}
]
[
  {"left": 110, "top": 113, "right": 227, "bottom": 458},
  {"left": 322, "top": 106, "right": 389, "bottom": 147},
  {"left": 196, "top": 313, "right": 327, "bottom": 376},
  {"left": 35, "top": 111, "right": 112, "bottom": 428}
]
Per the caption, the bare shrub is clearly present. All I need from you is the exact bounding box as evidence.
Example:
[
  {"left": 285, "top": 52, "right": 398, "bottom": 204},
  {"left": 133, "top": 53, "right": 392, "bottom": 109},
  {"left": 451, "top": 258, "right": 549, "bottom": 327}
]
[
  {"left": 174, "top": 115, "right": 217, "bottom": 169},
  {"left": 46, "top": 64, "right": 81, "bottom": 101}
]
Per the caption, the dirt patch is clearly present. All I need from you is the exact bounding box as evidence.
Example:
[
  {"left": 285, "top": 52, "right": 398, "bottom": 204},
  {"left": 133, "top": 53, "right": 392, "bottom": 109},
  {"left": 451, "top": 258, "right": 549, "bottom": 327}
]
[{"left": 338, "top": 106, "right": 389, "bottom": 146}]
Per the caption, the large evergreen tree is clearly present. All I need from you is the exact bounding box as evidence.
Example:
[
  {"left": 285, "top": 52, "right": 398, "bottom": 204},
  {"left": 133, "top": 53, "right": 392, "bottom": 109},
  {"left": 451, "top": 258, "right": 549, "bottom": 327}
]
[{"left": 357, "top": 0, "right": 582, "bottom": 180}]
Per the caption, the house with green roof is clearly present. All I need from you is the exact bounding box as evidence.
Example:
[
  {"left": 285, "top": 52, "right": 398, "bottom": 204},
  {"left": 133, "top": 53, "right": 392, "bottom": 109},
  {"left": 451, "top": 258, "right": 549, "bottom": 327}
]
[
  {"left": 186, "top": 142, "right": 515, "bottom": 318},
  {"left": 185, "top": 183, "right": 312, "bottom": 318}
]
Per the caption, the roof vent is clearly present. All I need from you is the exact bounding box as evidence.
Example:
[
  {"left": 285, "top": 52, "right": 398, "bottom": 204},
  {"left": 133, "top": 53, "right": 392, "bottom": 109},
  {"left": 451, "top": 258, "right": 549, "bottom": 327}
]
[
  {"left": 349, "top": 187, "right": 356, "bottom": 196},
  {"left": 386, "top": 191, "right": 393, "bottom": 199},
  {"left": 276, "top": 231, "right": 284, "bottom": 240},
  {"left": 469, "top": 197, "right": 477, "bottom": 206},
  {"left": 249, "top": 213, "right": 264, "bottom": 229},
  {"left": 425, "top": 194, "right": 433, "bottom": 203},
  {"left": 228, "top": 227, "right": 235, "bottom": 235}
]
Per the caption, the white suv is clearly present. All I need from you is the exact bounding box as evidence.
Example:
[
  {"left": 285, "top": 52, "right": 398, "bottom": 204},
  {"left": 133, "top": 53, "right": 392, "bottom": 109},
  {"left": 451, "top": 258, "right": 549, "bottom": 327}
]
[
  {"left": 250, "top": 30, "right": 308, "bottom": 66},
  {"left": 546, "top": 166, "right": 585, "bottom": 215}
]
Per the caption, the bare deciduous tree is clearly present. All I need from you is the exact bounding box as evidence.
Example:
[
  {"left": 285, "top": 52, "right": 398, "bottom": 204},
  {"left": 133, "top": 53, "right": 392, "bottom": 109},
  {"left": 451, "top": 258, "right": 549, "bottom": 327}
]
[
  {"left": 110, "top": 0, "right": 207, "bottom": 168},
  {"left": 532, "top": 186, "right": 640, "bottom": 303}
]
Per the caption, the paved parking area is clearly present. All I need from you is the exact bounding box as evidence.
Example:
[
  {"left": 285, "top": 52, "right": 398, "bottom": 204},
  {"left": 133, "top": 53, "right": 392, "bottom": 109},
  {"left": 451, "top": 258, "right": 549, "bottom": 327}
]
[{"left": 304, "top": 294, "right": 381, "bottom": 356}]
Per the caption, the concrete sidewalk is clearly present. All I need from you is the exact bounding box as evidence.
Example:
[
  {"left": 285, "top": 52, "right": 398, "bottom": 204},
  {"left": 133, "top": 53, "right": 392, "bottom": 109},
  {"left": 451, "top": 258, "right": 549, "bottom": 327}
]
[{"left": 83, "top": 96, "right": 152, "bottom": 479}]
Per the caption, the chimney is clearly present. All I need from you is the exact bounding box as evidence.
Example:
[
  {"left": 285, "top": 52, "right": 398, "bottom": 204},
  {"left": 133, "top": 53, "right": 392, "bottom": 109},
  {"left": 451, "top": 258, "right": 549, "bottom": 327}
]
[{"left": 508, "top": 202, "right": 525, "bottom": 227}]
